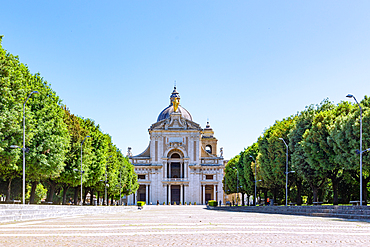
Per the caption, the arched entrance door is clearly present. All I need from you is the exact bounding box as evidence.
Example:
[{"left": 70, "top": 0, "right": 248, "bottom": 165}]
[{"left": 167, "top": 150, "right": 184, "bottom": 204}]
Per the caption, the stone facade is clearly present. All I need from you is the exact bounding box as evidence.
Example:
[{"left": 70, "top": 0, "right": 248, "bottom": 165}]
[{"left": 128, "top": 87, "right": 224, "bottom": 205}]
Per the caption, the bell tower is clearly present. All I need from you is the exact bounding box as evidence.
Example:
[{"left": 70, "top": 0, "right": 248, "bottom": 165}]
[{"left": 201, "top": 121, "right": 218, "bottom": 157}]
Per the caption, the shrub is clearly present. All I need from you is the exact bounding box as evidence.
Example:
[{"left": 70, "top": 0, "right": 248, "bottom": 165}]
[
  {"left": 208, "top": 200, "right": 218, "bottom": 207},
  {"left": 185, "top": 202, "right": 187, "bottom": 205},
  {"left": 137, "top": 201, "right": 146, "bottom": 206},
  {"left": 174, "top": 201, "right": 177, "bottom": 205},
  {"left": 163, "top": 202, "right": 165, "bottom": 205},
  {"left": 194, "top": 202, "right": 197, "bottom": 205},
  {"left": 189, "top": 202, "right": 191, "bottom": 205}
]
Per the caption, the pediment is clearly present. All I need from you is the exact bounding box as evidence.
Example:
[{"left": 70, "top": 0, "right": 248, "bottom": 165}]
[{"left": 149, "top": 113, "right": 201, "bottom": 131}]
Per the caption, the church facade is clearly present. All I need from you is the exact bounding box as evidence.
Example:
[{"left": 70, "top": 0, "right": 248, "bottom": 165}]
[{"left": 127, "top": 87, "right": 224, "bottom": 205}]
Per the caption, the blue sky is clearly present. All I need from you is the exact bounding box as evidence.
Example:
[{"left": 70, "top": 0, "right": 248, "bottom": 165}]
[{"left": 1, "top": 1, "right": 370, "bottom": 159}]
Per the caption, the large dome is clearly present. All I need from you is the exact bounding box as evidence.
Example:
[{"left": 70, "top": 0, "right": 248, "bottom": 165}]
[
  {"left": 157, "top": 105, "right": 193, "bottom": 122},
  {"left": 157, "top": 86, "right": 193, "bottom": 122}
]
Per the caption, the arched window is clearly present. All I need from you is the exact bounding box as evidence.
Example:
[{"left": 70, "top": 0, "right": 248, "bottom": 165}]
[
  {"left": 205, "top": 145, "right": 212, "bottom": 154},
  {"left": 171, "top": 153, "right": 181, "bottom": 158}
]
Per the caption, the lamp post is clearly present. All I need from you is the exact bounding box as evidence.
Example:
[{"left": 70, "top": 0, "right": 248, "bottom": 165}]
[
  {"left": 22, "top": 91, "right": 39, "bottom": 204},
  {"left": 346, "top": 94, "right": 363, "bottom": 206},
  {"left": 105, "top": 164, "right": 108, "bottom": 205},
  {"left": 80, "top": 135, "right": 90, "bottom": 206},
  {"left": 279, "top": 138, "right": 295, "bottom": 206},
  {"left": 249, "top": 155, "right": 261, "bottom": 206},
  {"left": 104, "top": 155, "right": 112, "bottom": 206},
  {"left": 120, "top": 168, "right": 122, "bottom": 206}
]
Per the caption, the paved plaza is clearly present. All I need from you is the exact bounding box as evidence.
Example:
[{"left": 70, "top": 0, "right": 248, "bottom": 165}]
[{"left": 1, "top": 205, "right": 370, "bottom": 246}]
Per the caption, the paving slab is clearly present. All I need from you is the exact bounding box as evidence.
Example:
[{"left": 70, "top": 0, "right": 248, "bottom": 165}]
[{"left": 0, "top": 205, "right": 370, "bottom": 246}]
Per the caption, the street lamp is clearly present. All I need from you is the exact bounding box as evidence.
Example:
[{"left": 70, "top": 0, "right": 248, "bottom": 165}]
[
  {"left": 249, "top": 155, "right": 261, "bottom": 206},
  {"left": 102, "top": 155, "right": 112, "bottom": 206},
  {"left": 120, "top": 168, "right": 122, "bottom": 206},
  {"left": 80, "top": 135, "right": 90, "bottom": 206},
  {"left": 21, "top": 91, "right": 39, "bottom": 204},
  {"left": 279, "top": 138, "right": 295, "bottom": 206},
  {"left": 347, "top": 94, "right": 363, "bottom": 206}
]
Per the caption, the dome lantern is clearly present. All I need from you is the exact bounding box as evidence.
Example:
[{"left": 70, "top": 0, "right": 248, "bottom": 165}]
[{"left": 170, "top": 86, "right": 180, "bottom": 105}]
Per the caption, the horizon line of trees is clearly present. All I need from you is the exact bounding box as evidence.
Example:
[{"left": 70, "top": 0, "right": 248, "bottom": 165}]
[
  {"left": 0, "top": 36, "right": 139, "bottom": 204},
  {"left": 224, "top": 97, "right": 370, "bottom": 206}
]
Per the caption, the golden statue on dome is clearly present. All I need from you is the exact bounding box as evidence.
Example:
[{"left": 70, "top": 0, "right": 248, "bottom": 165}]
[{"left": 173, "top": 97, "right": 179, "bottom": 112}]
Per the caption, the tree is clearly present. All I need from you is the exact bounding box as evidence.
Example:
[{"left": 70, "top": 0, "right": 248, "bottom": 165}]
[
  {"left": 0, "top": 37, "right": 24, "bottom": 200},
  {"left": 25, "top": 80, "right": 70, "bottom": 203},
  {"left": 258, "top": 116, "right": 296, "bottom": 203},
  {"left": 81, "top": 118, "right": 107, "bottom": 205},
  {"left": 0, "top": 38, "right": 69, "bottom": 203},
  {"left": 330, "top": 96, "right": 370, "bottom": 204},
  {"left": 288, "top": 100, "right": 332, "bottom": 204},
  {"left": 302, "top": 101, "right": 353, "bottom": 205},
  {"left": 55, "top": 107, "right": 90, "bottom": 204},
  {"left": 223, "top": 156, "right": 239, "bottom": 198},
  {"left": 120, "top": 156, "right": 139, "bottom": 199},
  {"left": 240, "top": 143, "right": 258, "bottom": 205}
]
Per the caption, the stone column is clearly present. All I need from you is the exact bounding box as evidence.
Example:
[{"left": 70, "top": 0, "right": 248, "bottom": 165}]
[
  {"left": 180, "top": 162, "right": 183, "bottom": 178},
  {"left": 169, "top": 184, "right": 171, "bottom": 204},
  {"left": 214, "top": 185, "right": 217, "bottom": 201},
  {"left": 183, "top": 185, "right": 186, "bottom": 203},
  {"left": 202, "top": 185, "right": 206, "bottom": 205},
  {"left": 185, "top": 162, "right": 188, "bottom": 178},
  {"left": 146, "top": 185, "right": 149, "bottom": 204},
  {"left": 134, "top": 191, "right": 137, "bottom": 205},
  {"left": 169, "top": 162, "right": 171, "bottom": 178},
  {"left": 180, "top": 184, "right": 183, "bottom": 204},
  {"left": 163, "top": 161, "right": 166, "bottom": 178}
]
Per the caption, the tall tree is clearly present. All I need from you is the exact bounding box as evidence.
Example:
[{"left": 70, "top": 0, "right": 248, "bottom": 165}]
[
  {"left": 330, "top": 96, "right": 370, "bottom": 204},
  {"left": 0, "top": 37, "right": 24, "bottom": 200},
  {"left": 302, "top": 101, "right": 353, "bottom": 205},
  {"left": 56, "top": 107, "right": 89, "bottom": 204},
  {"left": 25, "top": 78, "right": 70, "bottom": 203},
  {"left": 258, "top": 116, "right": 296, "bottom": 203},
  {"left": 288, "top": 100, "right": 332, "bottom": 203},
  {"left": 223, "top": 156, "right": 240, "bottom": 197},
  {"left": 240, "top": 143, "right": 258, "bottom": 205}
]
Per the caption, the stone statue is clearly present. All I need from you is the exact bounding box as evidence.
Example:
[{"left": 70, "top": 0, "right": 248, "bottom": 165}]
[
  {"left": 127, "top": 147, "right": 133, "bottom": 157},
  {"left": 220, "top": 147, "right": 223, "bottom": 157}
]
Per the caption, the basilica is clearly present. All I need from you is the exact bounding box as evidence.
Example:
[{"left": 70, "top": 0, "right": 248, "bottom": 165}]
[{"left": 127, "top": 87, "right": 225, "bottom": 205}]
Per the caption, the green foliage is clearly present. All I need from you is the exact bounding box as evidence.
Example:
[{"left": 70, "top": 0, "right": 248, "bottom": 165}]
[
  {"left": 302, "top": 101, "right": 353, "bottom": 204},
  {"left": 25, "top": 183, "right": 47, "bottom": 204},
  {"left": 137, "top": 201, "right": 146, "bottom": 206},
  {"left": 288, "top": 100, "right": 332, "bottom": 202},
  {"left": 228, "top": 96, "right": 370, "bottom": 205},
  {"left": 0, "top": 37, "right": 138, "bottom": 204},
  {"left": 241, "top": 143, "right": 259, "bottom": 196},
  {"left": 223, "top": 156, "right": 239, "bottom": 194},
  {"left": 258, "top": 116, "right": 296, "bottom": 195}
]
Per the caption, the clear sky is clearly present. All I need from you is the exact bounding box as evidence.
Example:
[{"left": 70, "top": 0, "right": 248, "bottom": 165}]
[{"left": 1, "top": 1, "right": 370, "bottom": 160}]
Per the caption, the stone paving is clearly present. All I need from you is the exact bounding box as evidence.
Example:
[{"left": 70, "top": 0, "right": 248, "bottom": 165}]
[{"left": 1, "top": 205, "right": 370, "bottom": 246}]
